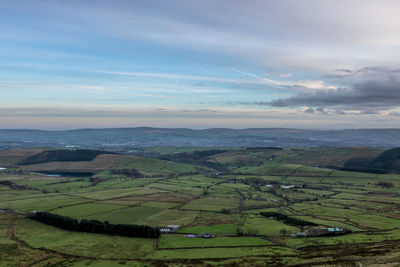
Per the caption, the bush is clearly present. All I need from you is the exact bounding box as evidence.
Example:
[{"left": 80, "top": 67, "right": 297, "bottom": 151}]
[
  {"left": 376, "top": 181, "right": 394, "bottom": 188},
  {"left": 279, "top": 228, "right": 288, "bottom": 236}
]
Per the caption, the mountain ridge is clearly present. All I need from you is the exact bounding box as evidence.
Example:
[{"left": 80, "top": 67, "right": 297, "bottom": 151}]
[{"left": 0, "top": 127, "right": 400, "bottom": 149}]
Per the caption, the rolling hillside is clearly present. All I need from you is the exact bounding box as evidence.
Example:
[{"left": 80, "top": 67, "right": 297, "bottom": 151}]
[{"left": 0, "top": 149, "right": 200, "bottom": 176}]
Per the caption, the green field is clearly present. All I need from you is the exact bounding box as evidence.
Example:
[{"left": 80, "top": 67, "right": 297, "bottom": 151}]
[
  {"left": 52, "top": 203, "right": 128, "bottom": 217},
  {"left": 179, "top": 223, "right": 238, "bottom": 235},
  {"left": 1, "top": 147, "right": 400, "bottom": 266},
  {"left": 159, "top": 235, "right": 272, "bottom": 248}
]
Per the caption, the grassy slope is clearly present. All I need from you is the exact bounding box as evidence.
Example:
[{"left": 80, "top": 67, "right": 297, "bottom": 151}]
[
  {"left": 1, "top": 147, "right": 400, "bottom": 266},
  {"left": 0, "top": 148, "right": 45, "bottom": 167},
  {"left": 19, "top": 153, "right": 199, "bottom": 176}
]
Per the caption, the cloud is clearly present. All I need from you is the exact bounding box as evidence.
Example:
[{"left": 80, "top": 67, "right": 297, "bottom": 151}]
[
  {"left": 305, "top": 108, "right": 315, "bottom": 114},
  {"left": 8, "top": 0, "right": 400, "bottom": 72},
  {"left": 2, "top": 105, "right": 400, "bottom": 130},
  {"left": 96, "top": 69, "right": 285, "bottom": 88},
  {"left": 96, "top": 69, "right": 319, "bottom": 93},
  {"left": 260, "top": 67, "right": 400, "bottom": 114},
  {"left": 389, "top": 111, "right": 400, "bottom": 117},
  {"left": 128, "top": 92, "right": 178, "bottom": 99},
  {"left": 230, "top": 68, "right": 337, "bottom": 92},
  {"left": 3, "top": 1, "right": 400, "bottom": 129},
  {"left": 79, "top": 85, "right": 109, "bottom": 91},
  {"left": 278, "top": 73, "right": 293, "bottom": 78}
]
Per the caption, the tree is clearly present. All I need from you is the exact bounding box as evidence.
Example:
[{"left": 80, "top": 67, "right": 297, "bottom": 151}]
[
  {"left": 376, "top": 181, "right": 394, "bottom": 188},
  {"left": 220, "top": 208, "right": 230, "bottom": 214},
  {"left": 279, "top": 228, "right": 288, "bottom": 237}
]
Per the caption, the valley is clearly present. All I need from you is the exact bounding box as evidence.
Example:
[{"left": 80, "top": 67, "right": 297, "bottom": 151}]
[{"left": 1, "top": 147, "right": 400, "bottom": 266}]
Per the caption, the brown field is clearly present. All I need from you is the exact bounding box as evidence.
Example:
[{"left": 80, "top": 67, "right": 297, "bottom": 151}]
[
  {"left": 19, "top": 154, "right": 132, "bottom": 173},
  {"left": 0, "top": 148, "right": 45, "bottom": 167}
]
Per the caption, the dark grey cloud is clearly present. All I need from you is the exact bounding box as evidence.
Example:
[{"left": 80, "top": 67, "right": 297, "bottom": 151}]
[
  {"left": 328, "top": 67, "right": 400, "bottom": 79},
  {"left": 305, "top": 107, "right": 315, "bottom": 114},
  {"left": 264, "top": 67, "right": 400, "bottom": 114},
  {"left": 389, "top": 112, "right": 400, "bottom": 117}
]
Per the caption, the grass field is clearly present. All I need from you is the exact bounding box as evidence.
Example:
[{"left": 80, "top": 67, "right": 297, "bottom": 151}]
[
  {"left": 179, "top": 223, "right": 238, "bottom": 235},
  {"left": 52, "top": 203, "right": 128, "bottom": 217},
  {"left": 1, "top": 147, "right": 400, "bottom": 266},
  {"left": 243, "top": 215, "right": 298, "bottom": 235},
  {"left": 14, "top": 217, "right": 155, "bottom": 259},
  {"left": 159, "top": 235, "right": 272, "bottom": 248}
]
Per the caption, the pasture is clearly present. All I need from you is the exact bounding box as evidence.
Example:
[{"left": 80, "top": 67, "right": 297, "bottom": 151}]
[{"left": 1, "top": 147, "right": 400, "bottom": 266}]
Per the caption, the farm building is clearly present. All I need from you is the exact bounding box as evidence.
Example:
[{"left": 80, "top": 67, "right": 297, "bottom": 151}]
[
  {"left": 159, "top": 225, "right": 181, "bottom": 233},
  {"left": 307, "top": 227, "right": 349, "bottom": 237},
  {"left": 292, "top": 227, "right": 350, "bottom": 237}
]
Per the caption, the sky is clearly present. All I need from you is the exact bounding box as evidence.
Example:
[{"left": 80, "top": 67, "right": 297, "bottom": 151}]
[{"left": 1, "top": 0, "right": 400, "bottom": 129}]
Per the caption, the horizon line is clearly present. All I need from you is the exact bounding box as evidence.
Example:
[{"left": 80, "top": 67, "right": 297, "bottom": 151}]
[{"left": 1, "top": 127, "right": 400, "bottom": 132}]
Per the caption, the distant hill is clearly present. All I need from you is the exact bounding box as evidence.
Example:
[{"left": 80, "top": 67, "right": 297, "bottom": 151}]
[
  {"left": 371, "top": 148, "right": 400, "bottom": 171},
  {"left": 0, "top": 148, "right": 201, "bottom": 176},
  {"left": 0, "top": 127, "right": 400, "bottom": 149},
  {"left": 343, "top": 147, "right": 400, "bottom": 173},
  {"left": 18, "top": 149, "right": 117, "bottom": 165},
  {"left": 0, "top": 148, "right": 45, "bottom": 167}
]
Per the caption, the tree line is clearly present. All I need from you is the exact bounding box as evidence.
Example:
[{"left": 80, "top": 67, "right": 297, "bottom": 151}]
[
  {"left": 20, "top": 149, "right": 116, "bottom": 165},
  {"left": 31, "top": 211, "right": 160, "bottom": 238},
  {"left": 342, "top": 147, "right": 400, "bottom": 174},
  {"left": 260, "top": 211, "right": 317, "bottom": 227}
]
